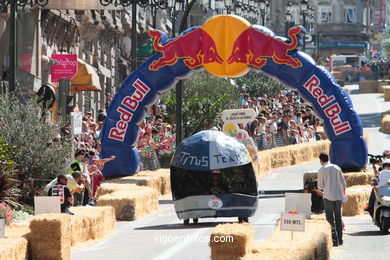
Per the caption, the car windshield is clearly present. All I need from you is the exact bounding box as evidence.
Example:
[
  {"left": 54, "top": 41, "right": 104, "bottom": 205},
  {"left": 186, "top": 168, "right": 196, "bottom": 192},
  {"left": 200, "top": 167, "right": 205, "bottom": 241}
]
[{"left": 170, "top": 163, "right": 258, "bottom": 200}]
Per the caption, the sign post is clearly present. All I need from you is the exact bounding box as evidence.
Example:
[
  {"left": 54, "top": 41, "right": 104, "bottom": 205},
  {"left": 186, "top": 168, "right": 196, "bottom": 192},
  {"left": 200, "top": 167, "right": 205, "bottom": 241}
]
[
  {"left": 280, "top": 211, "right": 305, "bottom": 240},
  {"left": 34, "top": 196, "right": 61, "bottom": 215},
  {"left": 71, "top": 112, "right": 82, "bottom": 152}
]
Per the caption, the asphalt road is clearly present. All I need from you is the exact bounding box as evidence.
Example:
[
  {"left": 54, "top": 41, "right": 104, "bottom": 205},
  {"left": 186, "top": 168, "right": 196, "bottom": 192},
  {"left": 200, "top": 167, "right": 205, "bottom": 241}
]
[{"left": 72, "top": 84, "right": 390, "bottom": 260}]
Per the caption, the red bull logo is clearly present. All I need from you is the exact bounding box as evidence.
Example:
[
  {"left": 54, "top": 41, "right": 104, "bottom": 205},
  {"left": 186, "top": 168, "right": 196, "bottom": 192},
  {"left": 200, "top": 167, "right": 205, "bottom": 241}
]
[
  {"left": 148, "top": 15, "right": 303, "bottom": 78},
  {"left": 148, "top": 28, "right": 223, "bottom": 71},
  {"left": 227, "top": 26, "right": 303, "bottom": 69}
]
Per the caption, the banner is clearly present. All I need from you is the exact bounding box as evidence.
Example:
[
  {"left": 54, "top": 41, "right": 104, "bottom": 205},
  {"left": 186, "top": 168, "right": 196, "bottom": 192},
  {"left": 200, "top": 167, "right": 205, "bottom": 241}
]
[{"left": 51, "top": 54, "right": 78, "bottom": 83}]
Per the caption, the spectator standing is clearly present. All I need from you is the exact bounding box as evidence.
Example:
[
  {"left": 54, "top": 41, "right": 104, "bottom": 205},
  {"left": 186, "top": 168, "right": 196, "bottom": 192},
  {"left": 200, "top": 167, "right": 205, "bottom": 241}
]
[
  {"left": 48, "top": 174, "right": 73, "bottom": 214},
  {"left": 316, "top": 153, "right": 346, "bottom": 247}
]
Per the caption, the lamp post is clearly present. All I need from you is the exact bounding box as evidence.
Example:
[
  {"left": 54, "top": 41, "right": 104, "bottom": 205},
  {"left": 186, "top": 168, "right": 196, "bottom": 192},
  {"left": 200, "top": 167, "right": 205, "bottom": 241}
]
[
  {"left": 0, "top": 0, "right": 49, "bottom": 93},
  {"left": 259, "top": 0, "right": 268, "bottom": 26},
  {"left": 224, "top": 0, "right": 232, "bottom": 15},
  {"left": 166, "top": 0, "right": 184, "bottom": 37},
  {"left": 300, "top": 0, "right": 308, "bottom": 52},
  {"left": 148, "top": 0, "right": 168, "bottom": 29}
]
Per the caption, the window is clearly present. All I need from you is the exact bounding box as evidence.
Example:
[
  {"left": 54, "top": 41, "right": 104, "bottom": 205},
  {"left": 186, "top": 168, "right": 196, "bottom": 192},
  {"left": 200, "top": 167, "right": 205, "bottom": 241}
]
[
  {"left": 344, "top": 7, "right": 357, "bottom": 23},
  {"left": 318, "top": 6, "right": 332, "bottom": 23}
]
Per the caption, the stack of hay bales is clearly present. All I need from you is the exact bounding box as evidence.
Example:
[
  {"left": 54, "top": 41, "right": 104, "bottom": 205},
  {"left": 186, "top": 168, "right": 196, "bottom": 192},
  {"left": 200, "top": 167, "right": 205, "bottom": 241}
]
[
  {"left": 29, "top": 214, "right": 72, "bottom": 260},
  {"left": 359, "top": 80, "right": 378, "bottom": 93},
  {"left": 343, "top": 185, "right": 372, "bottom": 216},
  {"left": 383, "top": 86, "right": 390, "bottom": 101},
  {"left": 0, "top": 237, "right": 28, "bottom": 260},
  {"left": 210, "top": 218, "right": 332, "bottom": 260},
  {"left": 257, "top": 140, "right": 330, "bottom": 176},
  {"left": 245, "top": 218, "right": 332, "bottom": 260},
  {"left": 380, "top": 115, "right": 390, "bottom": 134},
  {"left": 68, "top": 206, "right": 116, "bottom": 246},
  {"left": 210, "top": 223, "right": 254, "bottom": 260},
  {"left": 1, "top": 222, "right": 30, "bottom": 260},
  {"left": 378, "top": 80, "right": 390, "bottom": 93},
  {"left": 105, "top": 168, "right": 171, "bottom": 196},
  {"left": 96, "top": 183, "right": 159, "bottom": 220},
  {"left": 343, "top": 170, "right": 374, "bottom": 187}
]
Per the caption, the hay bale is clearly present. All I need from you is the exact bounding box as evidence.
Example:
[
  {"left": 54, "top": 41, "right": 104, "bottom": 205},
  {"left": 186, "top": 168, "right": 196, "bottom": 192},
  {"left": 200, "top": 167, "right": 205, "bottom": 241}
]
[
  {"left": 257, "top": 150, "right": 272, "bottom": 177},
  {"left": 68, "top": 206, "right": 116, "bottom": 246},
  {"left": 380, "top": 115, "right": 390, "bottom": 134},
  {"left": 95, "top": 183, "right": 141, "bottom": 199},
  {"left": 359, "top": 80, "right": 378, "bottom": 93},
  {"left": 0, "top": 237, "right": 28, "bottom": 260},
  {"left": 244, "top": 217, "right": 332, "bottom": 260},
  {"left": 343, "top": 170, "right": 374, "bottom": 187},
  {"left": 210, "top": 223, "right": 253, "bottom": 260},
  {"left": 29, "top": 214, "right": 71, "bottom": 260},
  {"left": 383, "top": 86, "right": 390, "bottom": 101},
  {"left": 342, "top": 185, "right": 372, "bottom": 216},
  {"left": 377, "top": 81, "right": 390, "bottom": 93},
  {"left": 105, "top": 175, "right": 163, "bottom": 195},
  {"left": 96, "top": 187, "right": 159, "bottom": 221},
  {"left": 137, "top": 169, "right": 171, "bottom": 195},
  {"left": 331, "top": 71, "right": 342, "bottom": 80},
  {"left": 5, "top": 222, "right": 31, "bottom": 239}
]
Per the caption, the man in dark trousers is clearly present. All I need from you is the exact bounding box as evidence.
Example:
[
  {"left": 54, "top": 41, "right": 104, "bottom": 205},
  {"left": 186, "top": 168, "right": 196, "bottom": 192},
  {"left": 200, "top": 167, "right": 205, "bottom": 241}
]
[
  {"left": 316, "top": 153, "right": 346, "bottom": 247},
  {"left": 48, "top": 174, "right": 74, "bottom": 214}
]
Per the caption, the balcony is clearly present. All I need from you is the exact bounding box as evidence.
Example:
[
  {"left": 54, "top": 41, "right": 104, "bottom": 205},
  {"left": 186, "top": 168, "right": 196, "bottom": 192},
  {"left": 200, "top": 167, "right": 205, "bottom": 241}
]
[{"left": 317, "top": 23, "right": 368, "bottom": 34}]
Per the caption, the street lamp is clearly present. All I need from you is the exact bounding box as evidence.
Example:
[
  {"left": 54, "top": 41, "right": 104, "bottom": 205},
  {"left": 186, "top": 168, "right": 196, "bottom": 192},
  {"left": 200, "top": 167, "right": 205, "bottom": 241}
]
[
  {"left": 259, "top": 0, "right": 268, "bottom": 26},
  {"left": 300, "top": 0, "right": 308, "bottom": 52},
  {"left": 0, "top": 0, "right": 49, "bottom": 93},
  {"left": 147, "top": 0, "right": 169, "bottom": 29},
  {"left": 224, "top": 0, "right": 233, "bottom": 15}
]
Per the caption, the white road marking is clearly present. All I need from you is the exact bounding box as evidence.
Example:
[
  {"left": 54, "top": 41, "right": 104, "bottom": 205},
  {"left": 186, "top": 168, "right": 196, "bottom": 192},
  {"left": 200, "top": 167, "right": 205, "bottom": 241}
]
[{"left": 252, "top": 213, "right": 279, "bottom": 225}]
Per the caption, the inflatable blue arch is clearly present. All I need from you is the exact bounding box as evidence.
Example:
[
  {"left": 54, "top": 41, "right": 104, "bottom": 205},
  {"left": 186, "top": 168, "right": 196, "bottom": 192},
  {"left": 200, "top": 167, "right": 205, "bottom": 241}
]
[{"left": 101, "top": 17, "right": 367, "bottom": 177}]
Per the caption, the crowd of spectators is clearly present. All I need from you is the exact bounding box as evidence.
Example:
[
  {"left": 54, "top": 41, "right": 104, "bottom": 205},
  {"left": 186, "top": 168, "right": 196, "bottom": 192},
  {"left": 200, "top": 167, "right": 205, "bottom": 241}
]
[
  {"left": 135, "top": 100, "right": 176, "bottom": 171},
  {"left": 240, "top": 89, "right": 323, "bottom": 149}
]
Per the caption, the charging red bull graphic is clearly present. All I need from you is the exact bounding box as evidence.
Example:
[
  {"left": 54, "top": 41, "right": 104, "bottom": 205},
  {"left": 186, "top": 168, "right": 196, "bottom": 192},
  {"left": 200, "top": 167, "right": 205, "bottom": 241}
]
[
  {"left": 100, "top": 14, "right": 367, "bottom": 178},
  {"left": 227, "top": 26, "right": 303, "bottom": 69},
  {"left": 149, "top": 27, "right": 223, "bottom": 71}
]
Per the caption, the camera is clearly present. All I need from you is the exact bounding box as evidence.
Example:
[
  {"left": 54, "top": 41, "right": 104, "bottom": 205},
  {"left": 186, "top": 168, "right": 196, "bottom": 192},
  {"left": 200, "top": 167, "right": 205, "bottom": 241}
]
[
  {"left": 305, "top": 178, "right": 317, "bottom": 193},
  {"left": 368, "top": 154, "right": 383, "bottom": 164}
]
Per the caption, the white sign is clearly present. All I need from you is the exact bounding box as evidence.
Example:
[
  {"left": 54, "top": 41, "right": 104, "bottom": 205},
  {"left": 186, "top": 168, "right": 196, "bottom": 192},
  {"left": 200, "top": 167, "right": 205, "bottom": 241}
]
[
  {"left": 222, "top": 109, "right": 256, "bottom": 125},
  {"left": 71, "top": 112, "right": 83, "bottom": 135},
  {"left": 0, "top": 219, "right": 4, "bottom": 237},
  {"left": 34, "top": 196, "right": 61, "bottom": 215},
  {"left": 208, "top": 197, "right": 223, "bottom": 209},
  {"left": 285, "top": 193, "right": 312, "bottom": 219},
  {"left": 280, "top": 211, "right": 305, "bottom": 232}
]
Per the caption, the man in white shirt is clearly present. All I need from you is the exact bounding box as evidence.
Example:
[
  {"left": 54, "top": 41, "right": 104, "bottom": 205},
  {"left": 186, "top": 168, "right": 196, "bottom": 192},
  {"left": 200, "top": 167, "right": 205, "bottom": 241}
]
[
  {"left": 317, "top": 152, "right": 346, "bottom": 247},
  {"left": 366, "top": 159, "right": 390, "bottom": 214}
]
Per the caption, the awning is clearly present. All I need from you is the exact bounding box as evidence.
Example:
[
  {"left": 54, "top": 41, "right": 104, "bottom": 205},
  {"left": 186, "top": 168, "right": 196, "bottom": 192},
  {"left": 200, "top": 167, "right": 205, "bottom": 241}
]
[{"left": 70, "top": 59, "right": 101, "bottom": 93}]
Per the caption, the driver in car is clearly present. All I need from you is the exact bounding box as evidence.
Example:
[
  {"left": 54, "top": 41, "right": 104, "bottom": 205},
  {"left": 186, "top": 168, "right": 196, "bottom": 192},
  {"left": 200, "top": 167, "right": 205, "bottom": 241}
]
[{"left": 207, "top": 170, "right": 227, "bottom": 195}]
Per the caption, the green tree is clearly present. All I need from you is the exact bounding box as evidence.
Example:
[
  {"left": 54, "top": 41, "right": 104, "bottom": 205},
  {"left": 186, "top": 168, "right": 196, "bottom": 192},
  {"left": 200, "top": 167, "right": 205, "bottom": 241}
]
[
  {"left": 161, "top": 71, "right": 238, "bottom": 138},
  {"left": 0, "top": 94, "right": 72, "bottom": 204},
  {"left": 382, "top": 38, "right": 390, "bottom": 57},
  {"left": 0, "top": 138, "right": 19, "bottom": 207},
  {"left": 234, "top": 70, "right": 285, "bottom": 98}
]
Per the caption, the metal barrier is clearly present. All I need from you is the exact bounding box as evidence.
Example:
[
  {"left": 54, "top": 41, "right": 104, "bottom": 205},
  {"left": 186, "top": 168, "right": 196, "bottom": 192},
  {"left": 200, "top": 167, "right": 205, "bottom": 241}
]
[{"left": 254, "top": 130, "right": 319, "bottom": 151}]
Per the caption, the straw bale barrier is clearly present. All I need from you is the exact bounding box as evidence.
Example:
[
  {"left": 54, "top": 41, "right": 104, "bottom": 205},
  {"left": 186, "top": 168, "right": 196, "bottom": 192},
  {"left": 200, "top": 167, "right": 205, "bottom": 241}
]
[
  {"left": 95, "top": 183, "right": 143, "bottom": 199},
  {"left": 96, "top": 187, "right": 159, "bottom": 220},
  {"left": 210, "top": 218, "right": 332, "bottom": 260},
  {"left": 331, "top": 71, "right": 342, "bottom": 80},
  {"left": 383, "top": 86, "right": 390, "bottom": 101},
  {"left": 342, "top": 185, "right": 372, "bottom": 217},
  {"left": 303, "top": 170, "right": 373, "bottom": 189},
  {"left": 0, "top": 237, "right": 28, "bottom": 260},
  {"left": 378, "top": 80, "right": 390, "bottom": 93},
  {"left": 359, "top": 80, "right": 378, "bottom": 93},
  {"left": 104, "top": 169, "right": 171, "bottom": 196},
  {"left": 245, "top": 218, "right": 332, "bottom": 260},
  {"left": 210, "top": 223, "right": 253, "bottom": 260},
  {"left": 257, "top": 140, "right": 330, "bottom": 176},
  {"left": 380, "top": 115, "right": 390, "bottom": 134},
  {"left": 29, "top": 214, "right": 72, "bottom": 260},
  {"left": 68, "top": 206, "right": 115, "bottom": 246}
]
